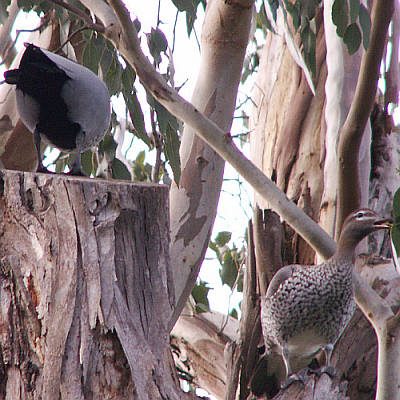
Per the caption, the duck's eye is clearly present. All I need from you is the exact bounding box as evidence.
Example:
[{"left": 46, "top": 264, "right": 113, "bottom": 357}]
[{"left": 355, "top": 211, "right": 366, "bottom": 219}]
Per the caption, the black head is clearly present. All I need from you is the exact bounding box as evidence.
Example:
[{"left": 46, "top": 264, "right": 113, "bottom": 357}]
[
  {"left": 4, "top": 44, "right": 68, "bottom": 91},
  {"left": 338, "top": 209, "right": 392, "bottom": 252},
  {"left": 19, "top": 43, "right": 57, "bottom": 67}
]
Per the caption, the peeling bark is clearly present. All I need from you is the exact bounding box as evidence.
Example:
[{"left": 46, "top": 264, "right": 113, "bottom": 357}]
[
  {"left": 168, "top": 0, "right": 254, "bottom": 329},
  {"left": 250, "top": 14, "right": 328, "bottom": 265},
  {"left": 171, "top": 309, "right": 238, "bottom": 399}
]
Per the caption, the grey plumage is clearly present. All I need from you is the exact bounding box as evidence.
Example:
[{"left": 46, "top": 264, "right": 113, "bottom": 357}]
[{"left": 256, "top": 209, "right": 391, "bottom": 398}]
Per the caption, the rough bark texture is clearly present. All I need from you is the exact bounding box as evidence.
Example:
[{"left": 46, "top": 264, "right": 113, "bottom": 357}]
[{"left": 0, "top": 170, "right": 192, "bottom": 400}]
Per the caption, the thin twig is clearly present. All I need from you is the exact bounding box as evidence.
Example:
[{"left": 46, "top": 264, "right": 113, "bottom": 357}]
[
  {"left": 0, "top": 17, "right": 50, "bottom": 66},
  {"left": 150, "top": 109, "right": 162, "bottom": 182},
  {"left": 49, "top": 0, "right": 105, "bottom": 32},
  {"left": 172, "top": 10, "right": 179, "bottom": 54},
  {"left": 53, "top": 25, "right": 92, "bottom": 54}
]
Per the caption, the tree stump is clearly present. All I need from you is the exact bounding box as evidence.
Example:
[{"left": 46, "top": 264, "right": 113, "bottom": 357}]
[{"left": 0, "top": 170, "right": 187, "bottom": 400}]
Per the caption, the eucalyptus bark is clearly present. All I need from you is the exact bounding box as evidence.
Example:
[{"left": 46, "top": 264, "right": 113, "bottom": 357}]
[
  {"left": 0, "top": 170, "right": 191, "bottom": 400},
  {"left": 168, "top": 0, "right": 254, "bottom": 329}
]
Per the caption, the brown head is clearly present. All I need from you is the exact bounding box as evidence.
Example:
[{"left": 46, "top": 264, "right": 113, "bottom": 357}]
[{"left": 336, "top": 209, "right": 392, "bottom": 259}]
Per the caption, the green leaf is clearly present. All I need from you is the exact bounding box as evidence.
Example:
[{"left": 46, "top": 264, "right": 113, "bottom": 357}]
[
  {"left": 112, "top": 158, "right": 131, "bottom": 181},
  {"left": 81, "top": 150, "right": 95, "bottom": 176},
  {"left": 99, "top": 45, "right": 114, "bottom": 79},
  {"left": 99, "top": 134, "right": 117, "bottom": 157},
  {"left": 121, "top": 63, "right": 150, "bottom": 146},
  {"left": 349, "top": 0, "right": 360, "bottom": 23},
  {"left": 121, "top": 61, "right": 136, "bottom": 87},
  {"left": 123, "top": 92, "right": 150, "bottom": 146},
  {"left": 391, "top": 187, "right": 400, "bottom": 274},
  {"left": 286, "top": 1, "right": 300, "bottom": 31},
  {"left": 83, "top": 39, "right": 100, "bottom": 74},
  {"left": 164, "top": 123, "right": 181, "bottom": 185},
  {"left": 146, "top": 28, "right": 168, "bottom": 66},
  {"left": 215, "top": 231, "right": 232, "bottom": 247},
  {"left": 267, "top": 0, "right": 279, "bottom": 22},
  {"left": 230, "top": 308, "right": 238, "bottom": 319},
  {"left": 170, "top": 0, "right": 194, "bottom": 12},
  {"left": 191, "top": 280, "right": 210, "bottom": 313},
  {"left": 133, "top": 18, "right": 141, "bottom": 33},
  {"left": 132, "top": 151, "right": 152, "bottom": 182},
  {"left": 300, "top": 23, "right": 316, "bottom": 76},
  {"left": 104, "top": 54, "right": 123, "bottom": 95},
  {"left": 332, "top": 0, "right": 348, "bottom": 37},
  {"left": 298, "top": 0, "right": 318, "bottom": 20},
  {"left": 359, "top": 4, "right": 371, "bottom": 49},
  {"left": 343, "top": 23, "right": 361, "bottom": 55},
  {"left": 390, "top": 227, "right": 400, "bottom": 272},
  {"left": 393, "top": 187, "right": 400, "bottom": 219},
  {"left": 219, "top": 248, "right": 239, "bottom": 289},
  {"left": 17, "top": 0, "right": 51, "bottom": 15},
  {"left": 258, "top": 2, "right": 276, "bottom": 33},
  {"left": 153, "top": 98, "right": 179, "bottom": 134}
]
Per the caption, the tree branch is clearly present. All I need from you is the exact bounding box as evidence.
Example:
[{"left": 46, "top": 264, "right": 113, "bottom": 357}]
[
  {"left": 104, "top": 0, "right": 336, "bottom": 259},
  {"left": 98, "top": 1, "right": 397, "bottom": 338},
  {"left": 336, "top": 0, "right": 394, "bottom": 233},
  {"left": 50, "top": 0, "right": 105, "bottom": 32}
]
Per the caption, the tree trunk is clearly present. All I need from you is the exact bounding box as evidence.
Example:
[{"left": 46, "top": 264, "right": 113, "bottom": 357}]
[{"left": 0, "top": 170, "right": 192, "bottom": 400}]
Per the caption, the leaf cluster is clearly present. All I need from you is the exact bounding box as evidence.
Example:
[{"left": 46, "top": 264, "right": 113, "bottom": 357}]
[
  {"left": 332, "top": 0, "right": 371, "bottom": 54},
  {"left": 209, "top": 231, "right": 244, "bottom": 293},
  {"left": 169, "top": 0, "right": 206, "bottom": 35},
  {"left": 257, "top": 0, "right": 371, "bottom": 78}
]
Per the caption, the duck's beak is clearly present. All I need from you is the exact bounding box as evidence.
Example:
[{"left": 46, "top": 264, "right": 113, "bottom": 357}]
[{"left": 373, "top": 218, "right": 393, "bottom": 229}]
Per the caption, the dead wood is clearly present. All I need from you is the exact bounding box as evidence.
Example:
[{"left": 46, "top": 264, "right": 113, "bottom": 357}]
[{"left": 0, "top": 170, "right": 194, "bottom": 400}]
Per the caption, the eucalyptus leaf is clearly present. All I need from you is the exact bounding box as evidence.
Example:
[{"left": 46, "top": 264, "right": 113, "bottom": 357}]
[
  {"left": 332, "top": 0, "right": 348, "bottom": 37},
  {"left": 349, "top": 0, "right": 360, "bottom": 23},
  {"left": 112, "top": 158, "right": 131, "bottom": 181},
  {"left": 100, "top": 134, "right": 117, "bottom": 157},
  {"left": 81, "top": 150, "right": 95, "bottom": 177},
  {"left": 258, "top": 2, "right": 276, "bottom": 33},
  {"left": 391, "top": 187, "right": 400, "bottom": 274},
  {"left": 267, "top": 0, "right": 279, "bottom": 21},
  {"left": 391, "top": 227, "right": 400, "bottom": 275},
  {"left": 123, "top": 92, "right": 150, "bottom": 146},
  {"left": 215, "top": 231, "right": 232, "bottom": 247},
  {"left": 105, "top": 55, "right": 123, "bottom": 95},
  {"left": 83, "top": 39, "right": 100, "bottom": 74},
  {"left": 343, "top": 23, "right": 361, "bottom": 55},
  {"left": 301, "top": 23, "right": 316, "bottom": 76},
  {"left": 164, "top": 123, "right": 181, "bottom": 185},
  {"left": 133, "top": 151, "right": 152, "bottom": 182},
  {"left": 146, "top": 28, "right": 168, "bottom": 66},
  {"left": 191, "top": 280, "right": 210, "bottom": 313},
  {"left": 219, "top": 248, "right": 239, "bottom": 289},
  {"left": 358, "top": 4, "right": 371, "bottom": 49}
]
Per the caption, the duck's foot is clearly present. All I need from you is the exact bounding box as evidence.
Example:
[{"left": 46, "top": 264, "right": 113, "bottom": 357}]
[
  {"left": 36, "top": 164, "right": 54, "bottom": 174},
  {"left": 308, "top": 365, "right": 336, "bottom": 378},
  {"left": 281, "top": 369, "right": 307, "bottom": 390},
  {"left": 67, "top": 166, "right": 85, "bottom": 176}
]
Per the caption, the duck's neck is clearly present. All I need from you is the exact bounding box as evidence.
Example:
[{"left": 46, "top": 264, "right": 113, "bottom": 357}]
[{"left": 334, "top": 235, "right": 359, "bottom": 264}]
